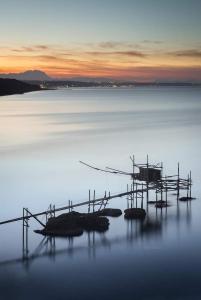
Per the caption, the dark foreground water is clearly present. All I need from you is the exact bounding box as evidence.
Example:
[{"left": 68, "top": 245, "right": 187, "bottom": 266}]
[{"left": 0, "top": 87, "right": 201, "bottom": 300}]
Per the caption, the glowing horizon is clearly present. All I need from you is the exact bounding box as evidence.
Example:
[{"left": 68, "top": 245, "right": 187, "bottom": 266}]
[{"left": 0, "top": 0, "right": 201, "bottom": 81}]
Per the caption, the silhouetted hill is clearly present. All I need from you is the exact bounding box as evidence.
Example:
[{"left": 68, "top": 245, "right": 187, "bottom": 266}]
[
  {"left": 0, "top": 70, "right": 51, "bottom": 81},
  {"left": 0, "top": 79, "right": 41, "bottom": 96}
]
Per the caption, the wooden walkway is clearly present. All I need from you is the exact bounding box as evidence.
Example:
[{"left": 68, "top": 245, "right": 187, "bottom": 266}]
[{"left": 0, "top": 187, "right": 148, "bottom": 226}]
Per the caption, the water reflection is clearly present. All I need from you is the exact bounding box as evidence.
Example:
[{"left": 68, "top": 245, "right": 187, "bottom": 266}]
[{"left": 0, "top": 200, "right": 192, "bottom": 270}]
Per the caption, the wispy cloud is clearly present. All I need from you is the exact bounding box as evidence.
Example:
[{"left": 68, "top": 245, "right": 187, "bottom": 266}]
[
  {"left": 86, "top": 50, "right": 146, "bottom": 57},
  {"left": 10, "top": 45, "right": 51, "bottom": 53},
  {"left": 141, "top": 40, "right": 163, "bottom": 44},
  {"left": 169, "top": 49, "right": 201, "bottom": 58}
]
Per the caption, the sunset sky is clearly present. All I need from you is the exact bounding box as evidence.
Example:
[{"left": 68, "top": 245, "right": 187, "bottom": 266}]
[{"left": 0, "top": 0, "right": 201, "bottom": 81}]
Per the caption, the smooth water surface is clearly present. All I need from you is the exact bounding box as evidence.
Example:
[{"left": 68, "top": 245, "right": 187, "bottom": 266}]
[{"left": 0, "top": 87, "right": 201, "bottom": 300}]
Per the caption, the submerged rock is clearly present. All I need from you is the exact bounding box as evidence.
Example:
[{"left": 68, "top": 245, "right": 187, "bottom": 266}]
[
  {"left": 179, "top": 196, "right": 195, "bottom": 202},
  {"left": 124, "top": 208, "right": 146, "bottom": 219},
  {"left": 148, "top": 200, "right": 166, "bottom": 204},
  {"left": 155, "top": 202, "right": 170, "bottom": 208},
  {"left": 35, "top": 211, "right": 109, "bottom": 237}
]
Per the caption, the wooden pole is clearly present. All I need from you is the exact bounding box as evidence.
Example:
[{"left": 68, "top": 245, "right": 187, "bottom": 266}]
[
  {"left": 189, "top": 171, "right": 192, "bottom": 198},
  {"left": 22, "top": 208, "right": 25, "bottom": 258},
  {"left": 25, "top": 208, "right": 29, "bottom": 257},
  {"left": 177, "top": 162, "right": 180, "bottom": 200},
  {"left": 141, "top": 183, "right": 144, "bottom": 209},
  {"left": 88, "top": 190, "right": 91, "bottom": 213},
  {"left": 130, "top": 184, "right": 133, "bottom": 208},
  {"left": 146, "top": 154, "right": 149, "bottom": 202},
  {"left": 187, "top": 174, "right": 189, "bottom": 198},
  {"left": 127, "top": 184, "right": 129, "bottom": 209},
  {"left": 93, "top": 190, "right": 95, "bottom": 212},
  {"left": 160, "top": 182, "right": 163, "bottom": 203}
]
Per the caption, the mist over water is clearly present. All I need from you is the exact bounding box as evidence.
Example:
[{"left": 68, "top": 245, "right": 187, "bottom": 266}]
[{"left": 0, "top": 87, "right": 201, "bottom": 300}]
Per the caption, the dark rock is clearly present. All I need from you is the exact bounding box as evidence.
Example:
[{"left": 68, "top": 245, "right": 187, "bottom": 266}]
[
  {"left": 124, "top": 208, "right": 146, "bottom": 219},
  {"left": 95, "top": 208, "right": 122, "bottom": 217},
  {"left": 35, "top": 211, "right": 109, "bottom": 237},
  {"left": 77, "top": 215, "right": 109, "bottom": 232},
  {"left": 34, "top": 228, "right": 83, "bottom": 237}
]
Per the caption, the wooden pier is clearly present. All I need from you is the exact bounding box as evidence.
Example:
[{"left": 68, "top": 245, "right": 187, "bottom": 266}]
[
  {"left": 0, "top": 155, "right": 193, "bottom": 228},
  {"left": 0, "top": 155, "right": 194, "bottom": 269},
  {"left": 0, "top": 186, "right": 148, "bottom": 226}
]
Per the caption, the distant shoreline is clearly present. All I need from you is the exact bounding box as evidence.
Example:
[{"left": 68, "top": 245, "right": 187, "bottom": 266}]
[{"left": 0, "top": 78, "right": 41, "bottom": 97}]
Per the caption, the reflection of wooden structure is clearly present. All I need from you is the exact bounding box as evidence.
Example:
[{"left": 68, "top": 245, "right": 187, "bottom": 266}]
[{"left": 0, "top": 201, "right": 192, "bottom": 270}]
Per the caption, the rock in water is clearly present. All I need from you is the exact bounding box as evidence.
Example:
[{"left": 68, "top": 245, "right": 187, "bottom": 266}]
[
  {"left": 95, "top": 208, "right": 122, "bottom": 217},
  {"left": 77, "top": 214, "right": 109, "bottom": 232},
  {"left": 35, "top": 211, "right": 109, "bottom": 237},
  {"left": 124, "top": 208, "right": 146, "bottom": 219}
]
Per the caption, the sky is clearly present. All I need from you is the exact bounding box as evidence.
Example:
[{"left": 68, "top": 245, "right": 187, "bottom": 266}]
[{"left": 0, "top": 0, "right": 201, "bottom": 81}]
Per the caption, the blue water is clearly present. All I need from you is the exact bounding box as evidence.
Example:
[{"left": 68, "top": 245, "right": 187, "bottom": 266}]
[{"left": 0, "top": 87, "right": 201, "bottom": 300}]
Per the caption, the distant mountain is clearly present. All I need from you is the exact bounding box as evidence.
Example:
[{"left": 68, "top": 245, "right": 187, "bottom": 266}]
[
  {"left": 0, "top": 78, "right": 41, "bottom": 96},
  {"left": 0, "top": 70, "right": 52, "bottom": 81}
]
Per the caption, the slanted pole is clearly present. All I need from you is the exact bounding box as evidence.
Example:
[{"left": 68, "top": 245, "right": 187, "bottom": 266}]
[{"left": 25, "top": 208, "right": 45, "bottom": 227}]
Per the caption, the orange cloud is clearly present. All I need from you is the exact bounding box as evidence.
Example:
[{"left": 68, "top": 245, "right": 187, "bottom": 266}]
[{"left": 0, "top": 43, "right": 201, "bottom": 81}]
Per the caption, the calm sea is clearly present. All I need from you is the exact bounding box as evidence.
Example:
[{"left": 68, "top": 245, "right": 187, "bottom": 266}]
[{"left": 0, "top": 87, "right": 201, "bottom": 300}]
